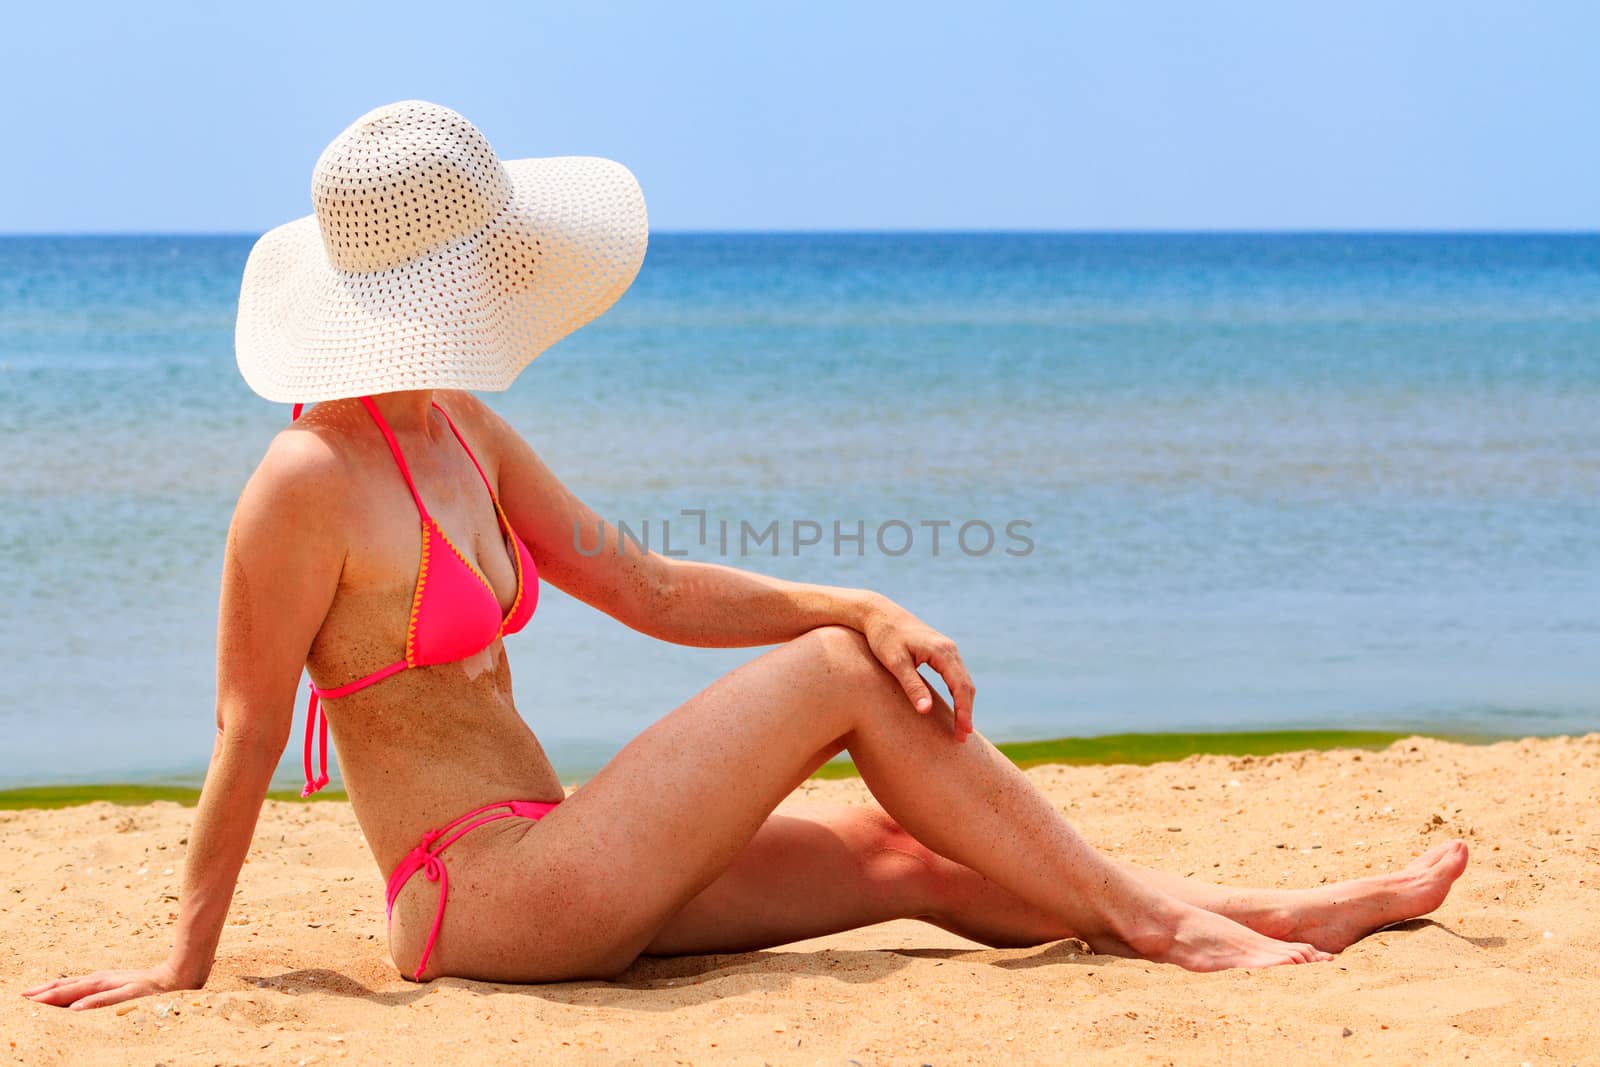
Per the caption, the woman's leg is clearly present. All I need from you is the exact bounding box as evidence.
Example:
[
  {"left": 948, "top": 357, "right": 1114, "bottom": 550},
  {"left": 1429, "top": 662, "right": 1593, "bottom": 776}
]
[
  {"left": 642, "top": 804, "right": 1074, "bottom": 954},
  {"left": 645, "top": 806, "right": 1469, "bottom": 956},
  {"left": 433, "top": 626, "right": 1330, "bottom": 981},
  {"left": 1109, "top": 841, "right": 1469, "bottom": 952}
]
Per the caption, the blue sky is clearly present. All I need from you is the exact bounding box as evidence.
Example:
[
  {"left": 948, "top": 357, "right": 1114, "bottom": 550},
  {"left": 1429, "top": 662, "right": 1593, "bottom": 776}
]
[{"left": 2, "top": 1, "right": 1595, "bottom": 232}]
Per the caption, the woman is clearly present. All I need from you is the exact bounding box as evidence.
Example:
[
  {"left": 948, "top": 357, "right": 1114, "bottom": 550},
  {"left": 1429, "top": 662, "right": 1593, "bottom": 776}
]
[{"left": 25, "top": 102, "right": 1467, "bottom": 1010}]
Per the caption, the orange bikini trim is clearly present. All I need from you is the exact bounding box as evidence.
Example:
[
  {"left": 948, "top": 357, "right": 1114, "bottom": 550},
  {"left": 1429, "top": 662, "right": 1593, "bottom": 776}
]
[
  {"left": 494, "top": 500, "right": 524, "bottom": 635},
  {"left": 404, "top": 517, "right": 431, "bottom": 667}
]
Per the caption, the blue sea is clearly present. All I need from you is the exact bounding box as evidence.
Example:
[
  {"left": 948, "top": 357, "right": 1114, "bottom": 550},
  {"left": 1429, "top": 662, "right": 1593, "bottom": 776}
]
[{"left": 1, "top": 233, "right": 1597, "bottom": 790}]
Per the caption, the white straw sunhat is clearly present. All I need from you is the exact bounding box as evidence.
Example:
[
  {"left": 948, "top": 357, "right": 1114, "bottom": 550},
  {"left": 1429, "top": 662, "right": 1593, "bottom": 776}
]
[{"left": 236, "top": 100, "right": 648, "bottom": 403}]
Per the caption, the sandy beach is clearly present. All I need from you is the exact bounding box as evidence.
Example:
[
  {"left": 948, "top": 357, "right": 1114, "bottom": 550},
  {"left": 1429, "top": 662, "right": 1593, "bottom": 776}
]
[{"left": 4, "top": 735, "right": 1596, "bottom": 1065}]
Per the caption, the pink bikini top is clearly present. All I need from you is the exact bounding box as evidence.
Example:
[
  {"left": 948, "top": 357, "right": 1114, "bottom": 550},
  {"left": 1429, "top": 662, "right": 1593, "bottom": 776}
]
[{"left": 294, "top": 396, "right": 539, "bottom": 796}]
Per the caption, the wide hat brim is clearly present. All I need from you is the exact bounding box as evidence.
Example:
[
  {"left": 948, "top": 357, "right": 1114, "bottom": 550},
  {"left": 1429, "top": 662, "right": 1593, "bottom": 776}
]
[{"left": 236, "top": 156, "right": 647, "bottom": 404}]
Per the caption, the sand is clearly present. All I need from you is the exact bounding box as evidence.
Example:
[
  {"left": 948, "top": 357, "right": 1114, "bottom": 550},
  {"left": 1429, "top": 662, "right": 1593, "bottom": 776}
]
[{"left": 3, "top": 735, "right": 1597, "bottom": 1065}]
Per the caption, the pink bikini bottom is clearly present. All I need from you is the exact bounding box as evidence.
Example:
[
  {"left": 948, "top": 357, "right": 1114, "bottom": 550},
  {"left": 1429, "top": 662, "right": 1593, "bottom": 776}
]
[{"left": 385, "top": 798, "right": 560, "bottom": 981}]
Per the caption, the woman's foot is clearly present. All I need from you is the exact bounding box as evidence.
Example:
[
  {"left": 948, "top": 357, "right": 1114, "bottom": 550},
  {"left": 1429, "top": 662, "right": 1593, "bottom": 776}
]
[
  {"left": 1249, "top": 840, "right": 1470, "bottom": 953},
  {"left": 1097, "top": 902, "right": 1333, "bottom": 971}
]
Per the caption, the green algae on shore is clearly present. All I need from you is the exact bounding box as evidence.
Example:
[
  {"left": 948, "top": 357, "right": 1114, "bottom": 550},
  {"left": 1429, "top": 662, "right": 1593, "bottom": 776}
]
[
  {"left": 808, "top": 729, "right": 1502, "bottom": 780},
  {"left": 0, "top": 783, "right": 348, "bottom": 810},
  {"left": 0, "top": 729, "right": 1510, "bottom": 808}
]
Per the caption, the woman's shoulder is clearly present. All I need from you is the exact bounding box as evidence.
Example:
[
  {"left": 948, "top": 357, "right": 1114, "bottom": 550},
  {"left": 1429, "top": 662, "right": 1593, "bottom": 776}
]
[
  {"left": 263, "top": 414, "right": 358, "bottom": 484},
  {"left": 235, "top": 409, "right": 367, "bottom": 530}
]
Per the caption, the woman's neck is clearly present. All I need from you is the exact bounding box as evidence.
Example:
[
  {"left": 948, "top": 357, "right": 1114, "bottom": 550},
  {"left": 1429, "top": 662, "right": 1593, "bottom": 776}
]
[{"left": 366, "top": 390, "right": 440, "bottom": 438}]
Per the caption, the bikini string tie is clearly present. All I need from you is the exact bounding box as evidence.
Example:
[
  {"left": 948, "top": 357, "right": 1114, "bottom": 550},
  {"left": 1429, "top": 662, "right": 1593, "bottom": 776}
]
[{"left": 300, "top": 684, "right": 330, "bottom": 798}]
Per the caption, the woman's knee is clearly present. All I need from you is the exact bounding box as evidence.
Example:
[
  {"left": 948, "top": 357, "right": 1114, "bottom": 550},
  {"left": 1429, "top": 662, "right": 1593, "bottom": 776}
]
[
  {"left": 792, "top": 623, "right": 869, "bottom": 659},
  {"left": 850, "top": 808, "right": 951, "bottom": 913}
]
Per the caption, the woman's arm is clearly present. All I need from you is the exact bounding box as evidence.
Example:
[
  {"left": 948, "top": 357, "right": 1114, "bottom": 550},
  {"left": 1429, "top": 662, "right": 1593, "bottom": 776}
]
[
  {"left": 617, "top": 559, "right": 977, "bottom": 738},
  {"left": 23, "top": 431, "right": 346, "bottom": 1009},
  {"left": 480, "top": 400, "right": 976, "bottom": 736}
]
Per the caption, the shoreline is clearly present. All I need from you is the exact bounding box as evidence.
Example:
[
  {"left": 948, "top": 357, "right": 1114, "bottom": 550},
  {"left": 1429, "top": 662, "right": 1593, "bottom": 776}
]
[{"left": 0, "top": 728, "right": 1516, "bottom": 809}]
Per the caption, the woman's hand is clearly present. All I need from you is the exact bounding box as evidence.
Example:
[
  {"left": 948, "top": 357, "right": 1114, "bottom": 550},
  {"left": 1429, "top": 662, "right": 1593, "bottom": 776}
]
[
  {"left": 860, "top": 599, "right": 977, "bottom": 740},
  {"left": 21, "top": 959, "right": 193, "bottom": 1011}
]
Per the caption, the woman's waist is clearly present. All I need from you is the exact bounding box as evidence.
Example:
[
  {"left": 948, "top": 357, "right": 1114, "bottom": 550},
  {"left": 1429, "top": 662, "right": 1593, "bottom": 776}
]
[
  {"left": 318, "top": 663, "right": 544, "bottom": 778},
  {"left": 337, "top": 731, "right": 566, "bottom": 874}
]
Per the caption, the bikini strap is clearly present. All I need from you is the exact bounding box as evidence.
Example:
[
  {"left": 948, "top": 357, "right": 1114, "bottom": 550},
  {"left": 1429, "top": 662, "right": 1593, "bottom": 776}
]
[
  {"left": 430, "top": 402, "right": 497, "bottom": 499},
  {"left": 358, "top": 396, "right": 430, "bottom": 519}
]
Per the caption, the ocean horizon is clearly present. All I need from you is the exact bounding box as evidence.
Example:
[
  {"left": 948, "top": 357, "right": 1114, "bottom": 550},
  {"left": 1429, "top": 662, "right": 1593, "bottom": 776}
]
[{"left": 2, "top": 231, "right": 1596, "bottom": 789}]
